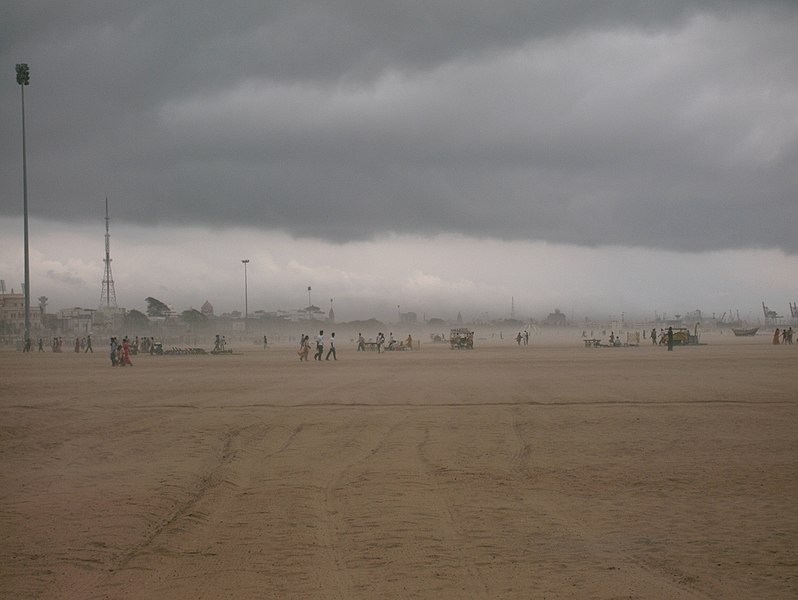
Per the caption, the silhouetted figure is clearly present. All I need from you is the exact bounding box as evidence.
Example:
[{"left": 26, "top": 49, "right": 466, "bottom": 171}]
[
  {"left": 315, "top": 330, "right": 324, "bottom": 360},
  {"left": 325, "top": 332, "right": 337, "bottom": 360}
]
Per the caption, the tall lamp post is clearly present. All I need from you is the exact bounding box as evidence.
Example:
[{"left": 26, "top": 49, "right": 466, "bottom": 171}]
[
  {"left": 16, "top": 64, "right": 31, "bottom": 350},
  {"left": 242, "top": 259, "right": 250, "bottom": 332}
]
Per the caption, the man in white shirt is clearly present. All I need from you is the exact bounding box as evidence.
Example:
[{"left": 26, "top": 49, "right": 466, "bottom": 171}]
[
  {"left": 314, "top": 330, "right": 324, "bottom": 361},
  {"left": 325, "top": 332, "right": 337, "bottom": 361}
]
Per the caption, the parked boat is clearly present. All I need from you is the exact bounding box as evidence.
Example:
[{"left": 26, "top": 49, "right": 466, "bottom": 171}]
[{"left": 731, "top": 327, "right": 759, "bottom": 336}]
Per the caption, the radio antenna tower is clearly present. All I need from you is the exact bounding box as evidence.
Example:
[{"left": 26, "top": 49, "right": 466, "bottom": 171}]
[{"left": 100, "top": 197, "right": 117, "bottom": 308}]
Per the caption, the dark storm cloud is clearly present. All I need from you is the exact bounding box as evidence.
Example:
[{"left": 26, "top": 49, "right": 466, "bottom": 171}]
[{"left": 2, "top": 1, "right": 797, "bottom": 252}]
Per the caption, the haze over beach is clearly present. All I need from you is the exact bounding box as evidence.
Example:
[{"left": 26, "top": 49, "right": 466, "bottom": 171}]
[
  {"left": 2, "top": 1, "right": 797, "bottom": 321},
  {"left": 3, "top": 3, "right": 798, "bottom": 600}
]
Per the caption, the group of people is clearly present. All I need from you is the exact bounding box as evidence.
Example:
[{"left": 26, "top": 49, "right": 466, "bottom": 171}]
[
  {"left": 649, "top": 328, "right": 676, "bottom": 348},
  {"left": 515, "top": 331, "right": 530, "bottom": 345},
  {"left": 213, "top": 335, "right": 228, "bottom": 352},
  {"left": 27, "top": 334, "right": 162, "bottom": 356},
  {"left": 773, "top": 327, "right": 794, "bottom": 344},
  {"left": 107, "top": 336, "right": 163, "bottom": 365},
  {"left": 355, "top": 331, "right": 387, "bottom": 352},
  {"left": 607, "top": 331, "right": 625, "bottom": 347},
  {"left": 384, "top": 332, "right": 414, "bottom": 351},
  {"left": 355, "top": 331, "right": 415, "bottom": 352},
  {"left": 298, "top": 330, "right": 337, "bottom": 361},
  {"left": 31, "top": 336, "right": 94, "bottom": 352},
  {"left": 109, "top": 336, "right": 133, "bottom": 366},
  {"left": 297, "top": 330, "right": 419, "bottom": 359}
]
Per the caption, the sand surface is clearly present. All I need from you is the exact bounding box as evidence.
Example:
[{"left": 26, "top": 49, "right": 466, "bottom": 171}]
[{"left": 1, "top": 334, "right": 797, "bottom": 599}]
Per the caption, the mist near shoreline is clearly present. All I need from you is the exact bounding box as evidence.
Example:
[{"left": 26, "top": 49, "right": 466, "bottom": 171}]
[{"left": 1, "top": 218, "right": 794, "bottom": 325}]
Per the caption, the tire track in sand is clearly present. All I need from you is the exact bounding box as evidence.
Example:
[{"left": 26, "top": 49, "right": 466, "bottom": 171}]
[
  {"left": 111, "top": 423, "right": 255, "bottom": 571},
  {"left": 510, "top": 413, "right": 716, "bottom": 599},
  {"left": 68, "top": 419, "right": 312, "bottom": 600},
  {"left": 316, "top": 415, "right": 411, "bottom": 599},
  {"left": 317, "top": 412, "right": 493, "bottom": 598}
]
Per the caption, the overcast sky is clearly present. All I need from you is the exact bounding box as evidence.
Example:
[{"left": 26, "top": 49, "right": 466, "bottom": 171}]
[{"left": 1, "top": 1, "right": 796, "bottom": 323}]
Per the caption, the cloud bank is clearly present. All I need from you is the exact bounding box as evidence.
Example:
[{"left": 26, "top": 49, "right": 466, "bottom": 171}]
[{"left": 2, "top": 1, "right": 797, "bottom": 253}]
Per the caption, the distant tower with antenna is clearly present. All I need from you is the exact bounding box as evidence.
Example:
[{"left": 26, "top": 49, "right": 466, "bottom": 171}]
[{"left": 100, "top": 197, "right": 117, "bottom": 308}]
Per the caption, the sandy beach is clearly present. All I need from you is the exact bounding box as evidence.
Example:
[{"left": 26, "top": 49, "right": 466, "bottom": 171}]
[{"left": 1, "top": 333, "right": 796, "bottom": 599}]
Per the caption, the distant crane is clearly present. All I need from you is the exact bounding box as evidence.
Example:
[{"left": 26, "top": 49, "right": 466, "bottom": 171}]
[{"left": 762, "top": 301, "right": 782, "bottom": 326}]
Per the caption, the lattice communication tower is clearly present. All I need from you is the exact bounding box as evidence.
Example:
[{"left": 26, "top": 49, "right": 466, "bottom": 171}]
[{"left": 100, "top": 197, "right": 117, "bottom": 308}]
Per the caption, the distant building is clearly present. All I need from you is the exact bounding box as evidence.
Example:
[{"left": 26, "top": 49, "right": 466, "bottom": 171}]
[
  {"left": 543, "top": 308, "right": 567, "bottom": 326},
  {"left": 399, "top": 311, "right": 417, "bottom": 325},
  {"left": 58, "top": 307, "right": 96, "bottom": 335},
  {"left": 302, "top": 305, "right": 324, "bottom": 321},
  {"left": 0, "top": 290, "right": 42, "bottom": 336},
  {"left": 94, "top": 305, "right": 126, "bottom": 330},
  {"left": 201, "top": 300, "right": 214, "bottom": 316}
]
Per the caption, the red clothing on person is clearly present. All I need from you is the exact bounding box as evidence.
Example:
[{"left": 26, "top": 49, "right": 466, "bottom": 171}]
[{"left": 121, "top": 339, "right": 133, "bottom": 365}]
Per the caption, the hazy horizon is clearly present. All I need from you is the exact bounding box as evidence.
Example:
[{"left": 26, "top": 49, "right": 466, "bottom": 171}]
[{"left": 1, "top": 217, "right": 793, "bottom": 326}]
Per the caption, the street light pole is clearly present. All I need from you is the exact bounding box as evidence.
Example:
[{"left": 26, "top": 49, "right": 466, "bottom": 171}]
[
  {"left": 16, "top": 64, "right": 31, "bottom": 350},
  {"left": 242, "top": 259, "right": 250, "bottom": 332}
]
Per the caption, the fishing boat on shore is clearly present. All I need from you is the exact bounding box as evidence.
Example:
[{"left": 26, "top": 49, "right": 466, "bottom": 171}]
[{"left": 731, "top": 327, "right": 759, "bottom": 337}]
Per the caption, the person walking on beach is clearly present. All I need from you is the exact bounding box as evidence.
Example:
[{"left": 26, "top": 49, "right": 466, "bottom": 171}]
[
  {"left": 376, "top": 332, "right": 385, "bottom": 353},
  {"left": 121, "top": 337, "right": 133, "bottom": 366},
  {"left": 773, "top": 328, "right": 780, "bottom": 345},
  {"left": 651, "top": 328, "right": 657, "bottom": 345},
  {"left": 325, "top": 332, "right": 337, "bottom": 360},
  {"left": 357, "top": 332, "right": 366, "bottom": 351},
  {"left": 297, "top": 334, "right": 311, "bottom": 361},
  {"left": 110, "top": 337, "right": 118, "bottom": 366},
  {"left": 404, "top": 333, "right": 413, "bottom": 350},
  {"left": 667, "top": 326, "right": 674, "bottom": 351},
  {"left": 85, "top": 334, "right": 93, "bottom": 353},
  {"left": 314, "top": 330, "right": 324, "bottom": 361}
]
